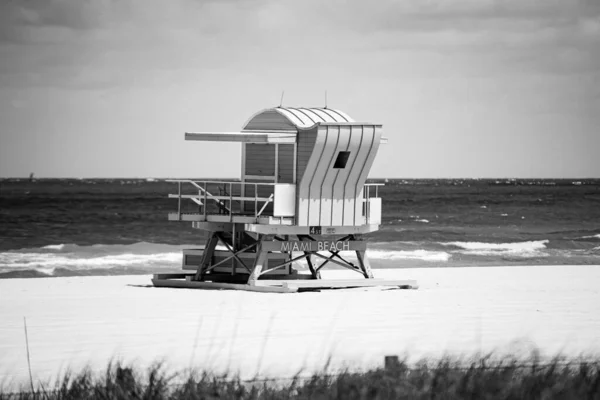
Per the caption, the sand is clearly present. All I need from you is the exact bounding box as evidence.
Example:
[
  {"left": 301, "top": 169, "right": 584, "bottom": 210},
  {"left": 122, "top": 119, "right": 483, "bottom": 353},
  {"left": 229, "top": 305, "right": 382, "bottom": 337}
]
[{"left": 1, "top": 265, "right": 600, "bottom": 388}]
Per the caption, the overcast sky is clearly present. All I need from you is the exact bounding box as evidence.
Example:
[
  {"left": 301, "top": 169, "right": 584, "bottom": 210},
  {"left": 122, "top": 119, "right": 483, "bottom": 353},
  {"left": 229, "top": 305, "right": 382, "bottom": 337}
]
[{"left": 0, "top": 0, "right": 598, "bottom": 178}]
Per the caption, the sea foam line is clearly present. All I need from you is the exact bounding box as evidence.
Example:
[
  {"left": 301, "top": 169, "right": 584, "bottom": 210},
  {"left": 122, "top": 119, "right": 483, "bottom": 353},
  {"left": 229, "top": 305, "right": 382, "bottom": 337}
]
[
  {"left": 441, "top": 240, "right": 549, "bottom": 257},
  {"left": 368, "top": 249, "right": 450, "bottom": 262},
  {"left": 581, "top": 234, "right": 600, "bottom": 239}
]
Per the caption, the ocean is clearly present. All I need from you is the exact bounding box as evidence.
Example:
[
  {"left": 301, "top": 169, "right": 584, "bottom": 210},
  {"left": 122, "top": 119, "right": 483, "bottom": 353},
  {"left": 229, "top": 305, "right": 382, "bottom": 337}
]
[{"left": 1, "top": 178, "right": 599, "bottom": 279}]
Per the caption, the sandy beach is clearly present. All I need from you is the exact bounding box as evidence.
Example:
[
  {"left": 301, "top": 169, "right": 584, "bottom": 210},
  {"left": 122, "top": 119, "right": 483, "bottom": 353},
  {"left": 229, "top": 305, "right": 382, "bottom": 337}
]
[{"left": 1, "top": 265, "right": 600, "bottom": 388}]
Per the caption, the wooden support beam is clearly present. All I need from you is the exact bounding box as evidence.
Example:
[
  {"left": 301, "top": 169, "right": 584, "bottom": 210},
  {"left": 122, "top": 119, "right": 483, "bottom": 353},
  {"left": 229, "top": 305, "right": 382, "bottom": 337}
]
[
  {"left": 248, "top": 237, "right": 266, "bottom": 285},
  {"left": 312, "top": 252, "right": 364, "bottom": 275},
  {"left": 259, "top": 253, "right": 306, "bottom": 276},
  {"left": 205, "top": 233, "right": 254, "bottom": 273},
  {"left": 305, "top": 254, "right": 320, "bottom": 279},
  {"left": 355, "top": 250, "right": 374, "bottom": 279},
  {"left": 194, "top": 232, "right": 219, "bottom": 281},
  {"left": 297, "top": 235, "right": 320, "bottom": 279}
]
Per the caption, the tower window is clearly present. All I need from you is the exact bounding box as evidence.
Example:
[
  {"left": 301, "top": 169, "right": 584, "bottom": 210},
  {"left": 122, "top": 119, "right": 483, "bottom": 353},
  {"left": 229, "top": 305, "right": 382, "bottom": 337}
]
[{"left": 333, "top": 151, "right": 351, "bottom": 169}]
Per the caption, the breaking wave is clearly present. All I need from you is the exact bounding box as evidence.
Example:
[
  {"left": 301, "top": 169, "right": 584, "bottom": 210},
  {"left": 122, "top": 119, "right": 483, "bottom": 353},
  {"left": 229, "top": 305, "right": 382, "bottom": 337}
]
[
  {"left": 1, "top": 241, "right": 456, "bottom": 279},
  {"left": 441, "top": 240, "right": 549, "bottom": 257},
  {"left": 368, "top": 249, "right": 450, "bottom": 262},
  {"left": 3, "top": 237, "right": 598, "bottom": 279},
  {"left": 581, "top": 234, "right": 600, "bottom": 239},
  {"left": 0, "top": 243, "right": 190, "bottom": 278}
]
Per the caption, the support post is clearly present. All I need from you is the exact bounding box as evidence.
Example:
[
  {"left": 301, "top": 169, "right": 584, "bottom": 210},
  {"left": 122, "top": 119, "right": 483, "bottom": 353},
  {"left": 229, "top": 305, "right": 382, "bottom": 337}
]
[
  {"left": 297, "top": 235, "right": 320, "bottom": 279},
  {"left": 275, "top": 143, "right": 279, "bottom": 183},
  {"left": 229, "top": 182, "right": 233, "bottom": 222},
  {"left": 305, "top": 254, "right": 320, "bottom": 279},
  {"left": 194, "top": 232, "right": 219, "bottom": 281},
  {"left": 232, "top": 224, "right": 236, "bottom": 275},
  {"left": 177, "top": 181, "right": 181, "bottom": 220},
  {"left": 355, "top": 249, "right": 374, "bottom": 279},
  {"left": 203, "top": 182, "right": 207, "bottom": 220},
  {"left": 247, "top": 236, "right": 266, "bottom": 286}
]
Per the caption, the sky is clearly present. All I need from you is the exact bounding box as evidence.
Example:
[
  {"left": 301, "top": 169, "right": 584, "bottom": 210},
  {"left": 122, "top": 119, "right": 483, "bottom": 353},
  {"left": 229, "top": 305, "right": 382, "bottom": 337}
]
[{"left": 0, "top": 0, "right": 599, "bottom": 179}]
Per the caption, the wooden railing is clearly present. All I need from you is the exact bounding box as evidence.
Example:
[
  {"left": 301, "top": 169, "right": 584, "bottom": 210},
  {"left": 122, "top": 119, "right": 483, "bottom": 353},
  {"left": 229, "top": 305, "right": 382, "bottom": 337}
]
[
  {"left": 363, "top": 183, "right": 384, "bottom": 224},
  {"left": 167, "top": 180, "right": 275, "bottom": 221}
]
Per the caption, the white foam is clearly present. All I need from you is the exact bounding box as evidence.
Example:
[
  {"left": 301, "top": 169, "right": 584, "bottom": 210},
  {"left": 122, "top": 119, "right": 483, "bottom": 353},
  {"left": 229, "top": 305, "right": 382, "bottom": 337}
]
[
  {"left": 0, "top": 252, "right": 182, "bottom": 270},
  {"left": 582, "top": 234, "right": 600, "bottom": 239},
  {"left": 0, "top": 243, "right": 189, "bottom": 271},
  {"left": 442, "top": 240, "right": 548, "bottom": 257},
  {"left": 42, "top": 244, "right": 66, "bottom": 251},
  {"left": 368, "top": 249, "right": 450, "bottom": 262},
  {"left": 415, "top": 219, "right": 429, "bottom": 223}
]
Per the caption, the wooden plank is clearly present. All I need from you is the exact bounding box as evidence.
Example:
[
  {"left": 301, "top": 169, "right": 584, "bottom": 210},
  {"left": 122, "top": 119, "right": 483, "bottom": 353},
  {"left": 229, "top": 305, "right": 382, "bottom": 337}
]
[
  {"left": 276, "top": 279, "right": 418, "bottom": 289},
  {"left": 153, "top": 273, "right": 194, "bottom": 280},
  {"left": 185, "top": 131, "right": 296, "bottom": 144},
  {"left": 151, "top": 278, "right": 298, "bottom": 293},
  {"left": 243, "top": 175, "right": 276, "bottom": 181},
  {"left": 151, "top": 275, "right": 417, "bottom": 291}
]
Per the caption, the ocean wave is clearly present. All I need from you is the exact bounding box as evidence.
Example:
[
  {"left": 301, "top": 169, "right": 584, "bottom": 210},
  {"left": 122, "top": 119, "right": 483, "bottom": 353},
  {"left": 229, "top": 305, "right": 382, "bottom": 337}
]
[
  {"left": 0, "top": 252, "right": 182, "bottom": 270},
  {"left": 441, "top": 240, "right": 548, "bottom": 257},
  {"left": 581, "top": 234, "right": 600, "bottom": 239},
  {"left": 0, "top": 266, "right": 157, "bottom": 279},
  {"left": 42, "top": 244, "right": 66, "bottom": 251},
  {"left": 368, "top": 249, "right": 450, "bottom": 262},
  {"left": 0, "top": 242, "right": 454, "bottom": 278},
  {"left": 0, "top": 242, "right": 190, "bottom": 273}
]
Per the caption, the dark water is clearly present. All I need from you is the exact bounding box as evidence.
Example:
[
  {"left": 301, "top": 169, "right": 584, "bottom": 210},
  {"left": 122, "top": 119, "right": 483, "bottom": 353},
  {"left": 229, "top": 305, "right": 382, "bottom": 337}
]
[{"left": 1, "top": 178, "right": 599, "bottom": 278}]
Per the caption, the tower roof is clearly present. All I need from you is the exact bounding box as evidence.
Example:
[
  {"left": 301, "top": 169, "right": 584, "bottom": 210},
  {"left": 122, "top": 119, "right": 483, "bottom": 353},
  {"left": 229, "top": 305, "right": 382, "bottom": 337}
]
[{"left": 243, "top": 107, "right": 354, "bottom": 131}]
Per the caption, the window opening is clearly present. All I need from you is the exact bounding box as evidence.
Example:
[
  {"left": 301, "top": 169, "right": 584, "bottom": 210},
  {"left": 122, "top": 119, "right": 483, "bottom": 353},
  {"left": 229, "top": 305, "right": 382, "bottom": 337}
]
[{"left": 333, "top": 151, "right": 351, "bottom": 169}]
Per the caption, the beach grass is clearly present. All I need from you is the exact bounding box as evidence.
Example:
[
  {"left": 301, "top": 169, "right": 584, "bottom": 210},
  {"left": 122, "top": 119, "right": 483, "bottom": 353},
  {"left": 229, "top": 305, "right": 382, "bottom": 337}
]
[{"left": 1, "top": 354, "right": 599, "bottom": 399}]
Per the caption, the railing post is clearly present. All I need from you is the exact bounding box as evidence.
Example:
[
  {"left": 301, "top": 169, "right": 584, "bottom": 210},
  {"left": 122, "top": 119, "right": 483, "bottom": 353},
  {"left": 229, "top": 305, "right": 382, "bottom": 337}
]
[
  {"left": 254, "top": 183, "right": 258, "bottom": 219},
  {"left": 229, "top": 182, "right": 233, "bottom": 222},
  {"left": 203, "top": 182, "right": 207, "bottom": 220},
  {"left": 232, "top": 223, "right": 236, "bottom": 275},
  {"left": 177, "top": 181, "right": 181, "bottom": 221},
  {"left": 366, "top": 185, "right": 370, "bottom": 224}
]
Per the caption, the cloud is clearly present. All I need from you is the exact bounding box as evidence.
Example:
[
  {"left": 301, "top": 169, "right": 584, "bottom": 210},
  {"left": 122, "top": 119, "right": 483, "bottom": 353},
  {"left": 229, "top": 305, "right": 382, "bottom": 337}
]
[
  {"left": 1, "top": 0, "right": 599, "bottom": 92},
  {"left": 0, "top": 0, "right": 115, "bottom": 44}
]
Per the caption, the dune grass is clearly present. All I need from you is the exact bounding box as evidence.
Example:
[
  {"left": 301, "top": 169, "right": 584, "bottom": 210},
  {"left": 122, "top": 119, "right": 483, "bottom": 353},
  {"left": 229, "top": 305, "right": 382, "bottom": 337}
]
[{"left": 1, "top": 355, "right": 599, "bottom": 399}]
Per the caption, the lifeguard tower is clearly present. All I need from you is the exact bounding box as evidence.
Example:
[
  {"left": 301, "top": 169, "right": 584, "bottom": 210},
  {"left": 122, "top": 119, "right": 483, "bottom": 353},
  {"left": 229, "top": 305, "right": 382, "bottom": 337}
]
[{"left": 152, "top": 107, "right": 417, "bottom": 292}]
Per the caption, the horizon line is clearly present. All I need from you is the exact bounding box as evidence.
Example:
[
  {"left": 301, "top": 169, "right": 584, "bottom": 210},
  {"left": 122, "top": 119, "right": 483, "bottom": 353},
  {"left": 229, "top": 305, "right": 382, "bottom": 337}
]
[{"left": 1, "top": 176, "right": 599, "bottom": 180}]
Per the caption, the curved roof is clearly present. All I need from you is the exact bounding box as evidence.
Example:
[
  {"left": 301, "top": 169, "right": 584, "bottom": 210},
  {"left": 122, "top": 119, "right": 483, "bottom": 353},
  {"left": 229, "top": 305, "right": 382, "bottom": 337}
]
[{"left": 242, "top": 107, "right": 354, "bottom": 131}]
